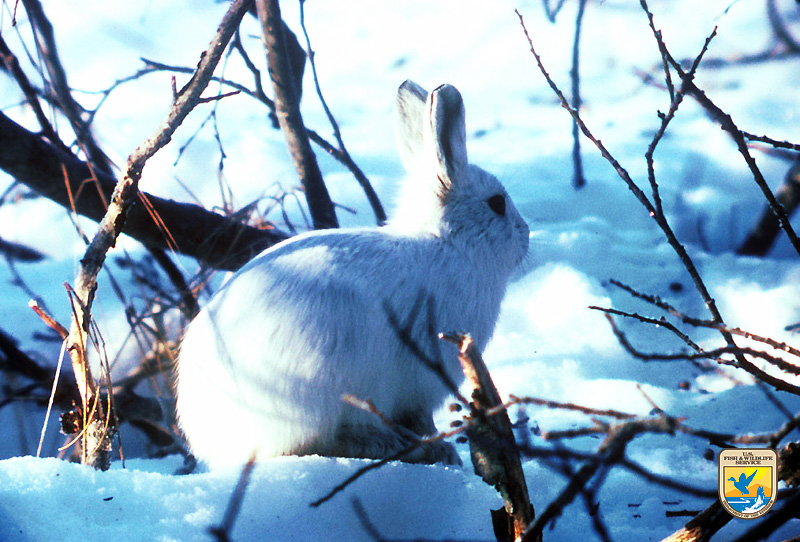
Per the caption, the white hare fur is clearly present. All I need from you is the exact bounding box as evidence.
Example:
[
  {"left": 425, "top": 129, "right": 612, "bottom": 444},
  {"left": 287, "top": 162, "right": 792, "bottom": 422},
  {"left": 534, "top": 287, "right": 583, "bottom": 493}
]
[{"left": 175, "top": 81, "right": 529, "bottom": 468}]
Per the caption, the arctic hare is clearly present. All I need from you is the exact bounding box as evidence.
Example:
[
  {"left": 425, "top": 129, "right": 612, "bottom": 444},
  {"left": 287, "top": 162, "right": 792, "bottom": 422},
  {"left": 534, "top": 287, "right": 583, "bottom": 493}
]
[{"left": 176, "top": 81, "right": 529, "bottom": 467}]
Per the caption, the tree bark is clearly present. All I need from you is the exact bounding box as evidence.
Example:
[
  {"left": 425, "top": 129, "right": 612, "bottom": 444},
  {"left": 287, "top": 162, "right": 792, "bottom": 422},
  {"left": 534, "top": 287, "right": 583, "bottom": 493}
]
[
  {"left": 659, "top": 501, "right": 731, "bottom": 542},
  {"left": 453, "top": 334, "right": 537, "bottom": 542},
  {"left": 256, "top": 0, "right": 339, "bottom": 230}
]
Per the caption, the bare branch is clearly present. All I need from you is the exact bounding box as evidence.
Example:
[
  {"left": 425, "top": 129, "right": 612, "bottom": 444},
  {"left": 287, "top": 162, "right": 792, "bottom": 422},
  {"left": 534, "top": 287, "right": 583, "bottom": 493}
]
[
  {"left": 662, "top": 450, "right": 800, "bottom": 542},
  {"left": 61, "top": 0, "right": 254, "bottom": 470},
  {"left": 590, "top": 306, "right": 703, "bottom": 354},
  {"left": 518, "top": 5, "right": 750, "bottom": 391},
  {"left": 659, "top": 500, "right": 731, "bottom": 542},
  {"left": 570, "top": 0, "right": 588, "bottom": 189},
  {"left": 209, "top": 453, "right": 257, "bottom": 542},
  {"left": 136, "top": 55, "right": 382, "bottom": 220},
  {"left": 508, "top": 394, "right": 637, "bottom": 421},
  {"left": 741, "top": 132, "right": 800, "bottom": 152},
  {"left": 29, "top": 300, "right": 68, "bottom": 339},
  {"left": 0, "top": 111, "right": 289, "bottom": 271},
  {"left": 255, "top": 0, "right": 338, "bottom": 230},
  {"left": 20, "top": 0, "right": 113, "bottom": 175},
  {"left": 641, "top": 0, "right": 717, "bottom": 217},
  {"left": 448, "top": 333, "right": 535, "bottom": 541},
  {"left": 0, "top": 236, "right": 46, "bottom": 263},
  {"left": 731, "top": 488, "right": 800, "bottom": 542},
  {"left": 767, "top": 0, "right": 800, "bottom": 54},
  {"left": 310, "top": 439, "right": 429, "bottom": 508},
  {"left": 608, "top": 278, "right": 800, "bottom": 359},
  {"left": 0, "top": 34, "right": 61, "bottom": 147},
  {"left": 523, "top": 416, "right": 678, "bottom": 541},
  {"left": 738, "top": 157, "right": 800, "bottom": 256},
  {"left": 594, "top": 307, "right": 800, "bottom": 395},
  {"left": 660, "top": 42, "right": 800, "bottom": 258}
]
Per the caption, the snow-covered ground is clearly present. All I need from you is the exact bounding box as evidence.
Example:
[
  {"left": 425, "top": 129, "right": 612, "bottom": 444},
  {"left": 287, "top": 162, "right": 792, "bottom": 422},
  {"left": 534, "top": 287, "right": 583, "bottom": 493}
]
[{"left": 1, "top": 0, "right": 799, "bottom": 540}]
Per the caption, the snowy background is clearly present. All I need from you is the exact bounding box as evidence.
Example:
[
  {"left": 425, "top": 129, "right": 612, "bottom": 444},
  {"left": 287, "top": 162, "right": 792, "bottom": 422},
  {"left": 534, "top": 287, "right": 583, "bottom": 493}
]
[{"left": 1, "top": 0, "right": 800, "bottom": 540}]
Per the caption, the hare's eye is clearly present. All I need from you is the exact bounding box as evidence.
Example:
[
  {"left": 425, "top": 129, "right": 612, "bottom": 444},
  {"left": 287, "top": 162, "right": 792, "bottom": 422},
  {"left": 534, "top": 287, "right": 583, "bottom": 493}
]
[{"left": 487, "top": 194, "right": 506, "bottom": 217}]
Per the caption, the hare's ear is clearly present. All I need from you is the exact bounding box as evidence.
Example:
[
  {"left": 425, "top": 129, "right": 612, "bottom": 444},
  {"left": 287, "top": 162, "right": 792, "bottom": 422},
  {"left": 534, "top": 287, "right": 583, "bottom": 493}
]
[
  {"left": 425, "top": 84, "right": 468, "bottom": 187},
  {"left": 395, "top": 80, "right": 429, "bottom": 171}
]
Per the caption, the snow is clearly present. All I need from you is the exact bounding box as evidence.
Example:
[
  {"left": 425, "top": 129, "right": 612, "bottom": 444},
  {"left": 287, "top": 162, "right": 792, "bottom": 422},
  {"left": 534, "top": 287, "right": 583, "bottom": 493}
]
[
  {"left": 0, "top": 455, "right": 499, "bottom": 542},
  {"left": 2, "top": 0, "right": 800, "bottom": 540}
]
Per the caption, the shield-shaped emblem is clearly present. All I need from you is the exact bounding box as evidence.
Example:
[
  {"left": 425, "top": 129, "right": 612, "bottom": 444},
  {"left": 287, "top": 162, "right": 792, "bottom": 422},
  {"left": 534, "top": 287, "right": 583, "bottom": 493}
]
[{"left": 718, "top": 448, "right": 778, "bottom": 519}]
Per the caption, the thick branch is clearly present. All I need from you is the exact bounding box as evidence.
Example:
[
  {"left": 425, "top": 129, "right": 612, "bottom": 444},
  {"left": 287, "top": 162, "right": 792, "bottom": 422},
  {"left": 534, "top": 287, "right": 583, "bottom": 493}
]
[
  {"left": 0, "top": 111, "right": 288, "bottom": 270},
  {"left": 659, "top": 500, "right": 730, "bottom": 542},
  {"left": 450, "top": 334, "right": 536, "bottom": 541},
  {"left": 738, "top": 157, "right": 800, "bottom": 256},
  {"left": 256, "top": 0, "right": 338, "bottom": 230}
]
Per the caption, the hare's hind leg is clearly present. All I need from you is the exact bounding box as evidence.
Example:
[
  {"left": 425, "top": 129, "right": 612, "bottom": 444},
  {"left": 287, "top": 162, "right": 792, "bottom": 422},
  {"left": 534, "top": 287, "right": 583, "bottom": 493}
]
[
  {"left": 321, "top": 423, "right": 411, "bottom": 461},
  {"left": 396, "top": 409, "right": 462, "bottom": 466},
  {"left": 323, "top": 412, "right": 462, "bottom": 465}
]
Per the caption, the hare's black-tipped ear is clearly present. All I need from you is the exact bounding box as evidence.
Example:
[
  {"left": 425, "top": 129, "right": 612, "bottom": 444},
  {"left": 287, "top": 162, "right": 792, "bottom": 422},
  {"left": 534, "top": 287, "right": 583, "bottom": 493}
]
[
  {"left": 426, "top": 84, "right": 468, "bottom": 187},
  {"left": 395, "top": 80, "right": 428, "bottom": 171}
]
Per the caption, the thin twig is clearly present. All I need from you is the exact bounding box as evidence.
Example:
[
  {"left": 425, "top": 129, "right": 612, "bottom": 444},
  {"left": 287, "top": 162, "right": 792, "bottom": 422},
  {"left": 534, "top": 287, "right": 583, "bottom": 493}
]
[
  {"left": 508, "top": 394, "right": 637, "bottom": 420},
  {"left": 341, "top": 395, "right": 422, "bottom": 443},
  {"left": 20, "top": 0, "right": 113, "bottom": 175},
  {"left": 209, "top": 453, "right": 257, "bottom": 542},
  {"left": 609, "top": 278, "right": 800, "bottom": 357},
  {"left": 570, "top": 0, "right": 588, "bottom": 189},
  {"left": 28, "top": 300, "right": 68, "bottom": 338},
  {"left": 138, "top": 55, "right": 375, "bottom": 198},
  {"left": 522, "top": 416, "right": 678, "bottom": 541},
  {"left": 641, "top": 0, "right": 717, "bottom": 217},
  {"left": 595, "top": 308, "right": 800, "bottom": 395},
  {"left": 309, "top": 434, "right": 443, "bottom": 508},
  {"left": 0, "top": 35, "right": 62, "bottom": 149},
  {"left": 591, "top": 306, "right": 703, "bottom": 354},
  {"left": 741, "top": 131, "right": 800, "bottom": 152},
  {"left": 350, "top": 498, "right": 386, "bottom": 542}
]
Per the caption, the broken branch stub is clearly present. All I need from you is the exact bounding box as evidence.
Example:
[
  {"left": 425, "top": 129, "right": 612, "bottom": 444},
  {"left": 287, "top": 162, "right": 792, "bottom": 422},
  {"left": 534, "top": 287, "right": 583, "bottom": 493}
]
[{"left": 447, "top": 333, "right": 536, "bottom": 542}]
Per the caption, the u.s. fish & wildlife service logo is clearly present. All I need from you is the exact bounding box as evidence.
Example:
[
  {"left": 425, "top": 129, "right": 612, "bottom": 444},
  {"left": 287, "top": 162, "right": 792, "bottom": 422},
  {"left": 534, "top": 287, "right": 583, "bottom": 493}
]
[{"left": 718, "top": 448, "right": 777, "bottom": 519}]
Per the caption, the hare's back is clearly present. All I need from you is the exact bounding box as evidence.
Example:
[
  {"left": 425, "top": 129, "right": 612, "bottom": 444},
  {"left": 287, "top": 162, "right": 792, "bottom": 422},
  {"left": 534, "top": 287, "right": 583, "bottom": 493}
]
[
  {"left": 227, "top": 227, "right": 497, "bottom": 345},
  {"left": 206, "top": 228, "right": 434, "bottom": 345},
  {"left": 233, "top": 228, "right": 423, "bottom": 299}
]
